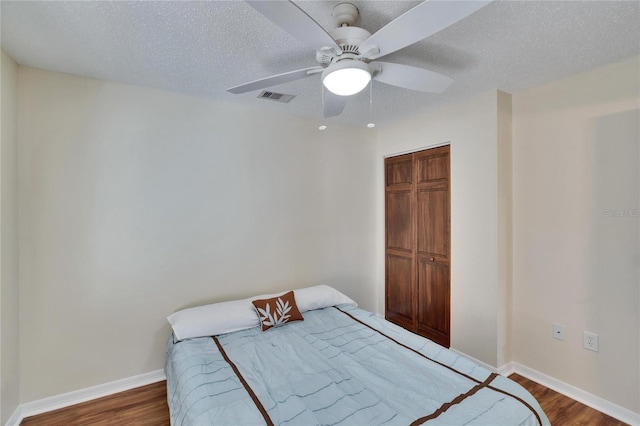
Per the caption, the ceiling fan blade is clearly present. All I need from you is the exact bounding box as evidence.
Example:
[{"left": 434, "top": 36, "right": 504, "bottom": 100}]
[
  {"left": 361, "top": 1, "right": 491, "bottom": 59},
  {"left": 246, "top": 1, "right": 342, "bottom": 54},
  {"left": 227, "top": 66, "right": 323, "bottom": 94},
  {"left": 371, "top": 62, "right": 454, "bottom": 93},
  {"left": 323, "top": 90, "right": 347, "bottom": 118}
]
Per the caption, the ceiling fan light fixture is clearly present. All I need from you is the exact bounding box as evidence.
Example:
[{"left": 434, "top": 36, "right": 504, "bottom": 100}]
[{"left": 322, "top": 60, "right": 371, "bottom": 96}]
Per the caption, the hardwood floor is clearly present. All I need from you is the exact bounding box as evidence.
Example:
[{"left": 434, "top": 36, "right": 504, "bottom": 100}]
[
  {"left": 21, "top": 381, "right": 169, "bottom": 426},
  {"left": 509, "top": 374, "right": 626, "bottom": 426},
  {"left": 21, "top": 375, "right": 627, "bottom": 425}
]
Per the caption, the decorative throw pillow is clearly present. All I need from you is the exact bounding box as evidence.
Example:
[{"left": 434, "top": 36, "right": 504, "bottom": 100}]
[{"left": 252, "top": 291, "right": 304, "bottom": 331}]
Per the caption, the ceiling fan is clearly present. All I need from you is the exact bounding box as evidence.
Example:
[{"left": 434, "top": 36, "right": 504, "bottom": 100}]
[{"left": 228, "top": 1, "right": 491, "bottom": 118}]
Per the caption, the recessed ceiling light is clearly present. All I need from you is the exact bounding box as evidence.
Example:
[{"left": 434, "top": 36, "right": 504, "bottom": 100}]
[
  {"left": 318, "top": 125, "right": 327, "bottom": 131},
  {"left": 367, "top": 123, "right": 375, "bottom": 128}
]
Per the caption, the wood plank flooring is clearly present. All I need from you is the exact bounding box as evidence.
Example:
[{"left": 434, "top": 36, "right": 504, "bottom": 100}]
[
  {"left": 21, "top": 374, "right": 627, "bottom": 425},
  {"left": 509, "top": 374, "right": 626, "bottom": 426},
  {"left": 21, "top": 381, "right": 169, "bottom": 426}
]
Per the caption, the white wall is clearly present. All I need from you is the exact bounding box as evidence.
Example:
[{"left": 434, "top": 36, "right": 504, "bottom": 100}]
[
  {"left": 17, "top": 66, "right": 376, "bottom": 402},
  {"left": 512, "top": 57, "right": 640, "bottom": 412},
  {"left": 375, "top": 90, "right": 508, "bottom": 367},
  {"left": 0, "top": 49, "right": 20, "bottom": 424}
]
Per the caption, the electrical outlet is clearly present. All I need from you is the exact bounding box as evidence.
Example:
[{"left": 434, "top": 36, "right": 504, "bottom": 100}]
[
  {"left": 553, "top": 323, "right": 565, "bottom": 341},
  {"left": 583, "top": 331, "right": 599, "bottom": 352}
]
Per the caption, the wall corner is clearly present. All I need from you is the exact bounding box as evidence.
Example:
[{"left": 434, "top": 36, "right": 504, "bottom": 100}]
[{"left": 496, "top": 90, "right": 513, "bottom": 367}]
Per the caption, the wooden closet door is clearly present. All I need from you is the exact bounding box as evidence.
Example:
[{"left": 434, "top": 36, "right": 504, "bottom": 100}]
[
  {"left": 415, "top": 146, "right": 450, "bottom": 347},
  {"left": 385, "top": 146, "right": 450, "bottom": 348},
  {"left": 384, "top": 153, "right": 415, "bottom": 331}
]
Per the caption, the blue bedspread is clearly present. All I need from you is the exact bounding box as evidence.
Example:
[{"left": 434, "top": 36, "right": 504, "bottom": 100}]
[{"left": 165, "top": 305, "right": 550, "bottom": 425}]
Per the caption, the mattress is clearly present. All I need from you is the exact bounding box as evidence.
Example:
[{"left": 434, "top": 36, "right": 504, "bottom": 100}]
[{"left": 165, "top": 304, "right": 550, "bottom": 425}]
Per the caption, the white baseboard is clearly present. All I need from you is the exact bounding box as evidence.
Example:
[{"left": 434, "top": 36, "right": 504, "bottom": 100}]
[
  {"left": 4, "top": 405, "right": 23, "bottom": 426},
  {"left": 497, "top": 361, "right": 515, "bottom": 377},
  {"left": 512, "top": 362, "right": 640, "bottom": 426},
  {"left": 5, "top": 369, "right": 165, "bottom": 426}
]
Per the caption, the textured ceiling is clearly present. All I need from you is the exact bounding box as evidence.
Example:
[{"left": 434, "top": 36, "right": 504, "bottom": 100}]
[{"left": 2, "top": 1, "right": 639, "bottom": 128}]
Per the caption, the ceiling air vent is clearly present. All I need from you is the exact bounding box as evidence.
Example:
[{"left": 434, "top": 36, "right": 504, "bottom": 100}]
[{"left": 257, "top": 90, "right": 295, "bottom": 103}]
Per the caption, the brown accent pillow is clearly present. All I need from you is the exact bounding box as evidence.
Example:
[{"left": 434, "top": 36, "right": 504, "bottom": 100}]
[{"left": 252, "top": 291, "right": 304, "bottom": 331}]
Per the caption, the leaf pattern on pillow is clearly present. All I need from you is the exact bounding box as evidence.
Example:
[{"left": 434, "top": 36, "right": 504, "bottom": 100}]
[
  {"left": 257, "top": 298, "right": 292, "bottom": 327},
  {"left": 252, "top": 291, "right": 304, "bottom": 331}
]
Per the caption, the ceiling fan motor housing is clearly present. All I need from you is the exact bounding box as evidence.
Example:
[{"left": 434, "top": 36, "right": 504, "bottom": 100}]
[
  {"left": 331, "top": 26, "right": 372, "bottom": 55},
  {"left": 316, "top": 26, "right": 373, "bottom": 67},
  {"left": 331, "top": 3, "right": 359, "bottom": 27}
]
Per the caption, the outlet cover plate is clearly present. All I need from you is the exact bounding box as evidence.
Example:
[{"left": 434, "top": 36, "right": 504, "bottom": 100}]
[
  {"left": 583, "top": 331, "right": 599, "bottom": 352},
  {"left": 553, "top": 323, "right": 565, "bottom": 341}
]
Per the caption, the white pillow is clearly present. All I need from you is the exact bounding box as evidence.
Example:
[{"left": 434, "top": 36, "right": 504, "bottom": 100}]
[
  {"left": 167, "top": 285, "right": 356, "bottom": 341},
  {"left": 294, "top": 285, "right": 357, "bottom": 312}
]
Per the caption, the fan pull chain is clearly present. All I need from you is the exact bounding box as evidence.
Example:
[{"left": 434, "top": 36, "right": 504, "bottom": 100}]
[
  {"left": 319, "top": 82, "right": 327, "bottom": 131},
  {"left": 367, "top": 82, "right": 375, "bottom": 128}
]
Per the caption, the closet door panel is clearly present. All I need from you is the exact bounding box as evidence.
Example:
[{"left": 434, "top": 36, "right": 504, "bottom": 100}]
[
  {"left": 416, "top": 147, "right": 449, "bottom": 183},
  {"left": 386, "top": 158, "right": 413, "bottom": 186},
  {"left": 416, "top": 189, "right": 449, "bottom": 260},
  {"left": 416, "top": 259, "right": 450, "bottom": 347},
  {"left": 385, "top": 254, "right": 414, "bottom": 328},
  {"left": 386, "top": 191, "right": 413, "bottom": 252}
]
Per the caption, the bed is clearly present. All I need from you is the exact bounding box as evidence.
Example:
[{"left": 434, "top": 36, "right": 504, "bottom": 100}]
[{"left": 165, "top": 286, "right": 549, "bottom": 425}]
